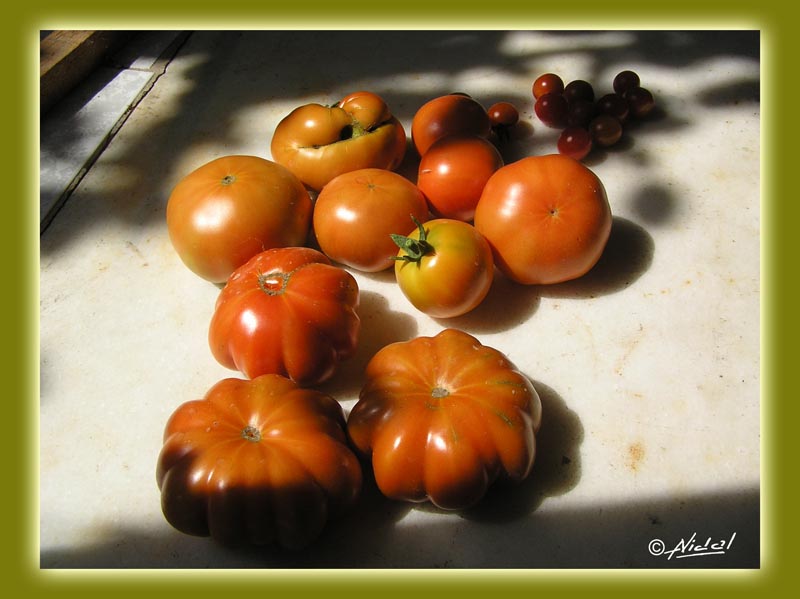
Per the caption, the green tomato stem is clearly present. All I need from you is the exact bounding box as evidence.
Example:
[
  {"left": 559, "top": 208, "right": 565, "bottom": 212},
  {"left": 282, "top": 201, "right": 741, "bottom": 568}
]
[{"left": 391, "top": 216, "right": 434, "bottom": 263}]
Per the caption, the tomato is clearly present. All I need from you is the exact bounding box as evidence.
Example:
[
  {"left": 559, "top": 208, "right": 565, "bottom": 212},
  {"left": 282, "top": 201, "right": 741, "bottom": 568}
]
[
  {"left": 392, "top": 217, "right": 494, "bottom": 318},
  {"left": 410, "top": 94, "right": 492, "bottom": 156},
  {"left": 474, "top": 154, "right": 612, "bottom": 285},
  {"left": 209, "top": 247, "right": 360, "bottom": 386},
  {"left": 347, "top": 328, "right": 542, "bottom": 510},
  {"left": 487, "top": 101, "right": 520, "bottom": 129},
  {"left": 166, "top": 155, "right": 312, "bottom": 284},
  {"left": 416, "top": 135, "right": 504, "bottom": 222},
  {"left": 313, "top": 168, "right": 429, "bottom": 272},
  {"left": 156, "top": 374, "right": 362, "bottom": 549},
  {"left": 270, "top": 91, "right": 407, "bottom": 191}
]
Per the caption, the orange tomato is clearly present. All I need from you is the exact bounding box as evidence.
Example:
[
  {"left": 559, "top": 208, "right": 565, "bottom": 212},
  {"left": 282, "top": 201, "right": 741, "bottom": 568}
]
[
  {"left": 157, "top": 374, "right": 362, "bottom": 548},
  {"left": 347, "top": 328, "right": 542, "bottom": 510},
  {"left": 166, "top": 155, "right": 312, "bottom": 284},
  {"left": 313, "top": 168, "right": 429, "bottom": 272},
  {"left": 392, "top": 218, "right": 494, "bottom": 318},
  {"left": 270, "top": 91, "right": 407, "bottom": 191},
  {"left": 411, "top": 94, "right": 491, "bottom": 156},
  {"left": 416, "top": 135, "right": 504, "bottom": 222},
  {"left": 474, "top": 154, "right": 612, "bottom": 285}
]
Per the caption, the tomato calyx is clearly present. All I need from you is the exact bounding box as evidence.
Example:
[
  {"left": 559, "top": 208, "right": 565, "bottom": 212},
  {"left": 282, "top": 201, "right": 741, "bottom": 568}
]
[
  {"left": 257, "top": 270, "right": 290, "bottom": 296},
  {"left": 241, "top": 425, "right": 262, "bottom": 442},
  {"left": 391, "top": 216, "right": 434, "bottom": 263}
]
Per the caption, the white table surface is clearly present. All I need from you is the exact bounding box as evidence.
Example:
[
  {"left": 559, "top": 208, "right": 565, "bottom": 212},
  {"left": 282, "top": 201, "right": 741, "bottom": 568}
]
[{"left": 39, "top": 30, "right": 761, "bottom": 569}]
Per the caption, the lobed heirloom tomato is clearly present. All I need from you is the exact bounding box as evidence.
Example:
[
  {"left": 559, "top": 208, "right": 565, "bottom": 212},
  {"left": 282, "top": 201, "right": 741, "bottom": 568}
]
[
  {"left": 209, "top": 247, "right": 359, "bottom": 386},
  {"left": 157, "top": 375, "right": 362, "bottom": 549},
  {"left": 166, "top": 155, "right": 312, "bottom": 284},
  {"left": 313, "top": 168, "right": 430, "bottom": 272},
  {"left": 416, "top": 135, "right": 504, "bottom": 222},
  {"left": 392, "top": 217, "right": 494, "bottom": 318},
  {"left": 270, "top": 91, "right": 407, "bottom": 191},
  {"left": 347, "top": 328, "right": 542, "bottom": 510},
  {"left": 474, "top": 154, "right": 612, "bottom": 285},
  {"left": 411, "top": 93, "right": 492, "bottom": 156}
]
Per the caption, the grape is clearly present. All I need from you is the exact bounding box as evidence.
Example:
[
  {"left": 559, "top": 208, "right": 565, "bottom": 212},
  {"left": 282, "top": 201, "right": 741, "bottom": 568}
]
[
  {"left": 589, "top": 114, "right": 623, "bottom": 147},
  {"left": 566, "top": 98, "right": 597, "bottom": 128},
  {"left": 613, "top": 70, "right": 640, "bottom": 95},
  {"left": 563, "top": 79, "right": 595, "bottom": 103},
  {"left": 532, "top": 73, "right": 564, "bottom": 99},
  {"left": 534, "top": 92, "right": 568, "bottom": 127},
  {"left": 597, "top": 93, "right": 629, "bottom": 123},
  {"left": 625, "top": 86, "right": 656, "bottom": 119},
  {"left": 557, "top": 127, "right": 593, "bottom": 160}
]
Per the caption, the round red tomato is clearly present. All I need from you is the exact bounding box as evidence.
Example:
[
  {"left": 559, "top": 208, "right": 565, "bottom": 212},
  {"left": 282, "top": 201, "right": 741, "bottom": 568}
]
[
  {"left": 474, "top": 154, "right": 612, "bottom": 285},
  {"left": 313, "top": 168, "right": 429, "bottom": 272},
  {"left": 392, "top": 217, "right": 494, "bottom": 318},
  {"left": 416, "top": 135, "right": 504, "bottom": 222},
  {"left": 270, "top": 91, "right": 407, "bottom": 191},
  {"left": 157, "top": 374, "right": 362, "bottom": 549},
  {"left": 347, "top": 328, "right": 542, "bottom": 510},
  {"left": 166, "top": 155, "right": 312, "bottom": 284},
  {"left": 208, "top": 247, "right": 360, "bottom": 386},
  {"left": 411, "top": 94, "right": 491, "bottom": 156}
]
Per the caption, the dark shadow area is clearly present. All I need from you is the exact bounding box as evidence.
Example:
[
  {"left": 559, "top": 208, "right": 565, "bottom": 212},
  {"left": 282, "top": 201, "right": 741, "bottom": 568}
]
[
  {"left": 462, "top": 380, "right": 583, "bottom": 522},
  {"left": 540, "top": 216, "right": 654, "bottom": 300},
  {"left": 316, "top": 290, "right": 419, "bottom": 401},
  {"left": 40, "top": 484, "right": 759, "bottom": 569},
  {"left": 628, "top": 181, "right": 683, "bottom": 227},
  {"left": 434, "top": 272, "right": 541, "bottom": 333},
  {"left": 697, "top": 78, "right": 760, "bottom": 107},
  {"left": 436, "top": 216, "right": 652, "bottom": 331}
]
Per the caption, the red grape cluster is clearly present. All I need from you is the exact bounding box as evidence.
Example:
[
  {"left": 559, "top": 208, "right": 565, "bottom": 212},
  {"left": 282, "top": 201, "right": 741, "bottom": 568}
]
[{"left": 532, "top": 70, "right": 656, "bottom": 160}]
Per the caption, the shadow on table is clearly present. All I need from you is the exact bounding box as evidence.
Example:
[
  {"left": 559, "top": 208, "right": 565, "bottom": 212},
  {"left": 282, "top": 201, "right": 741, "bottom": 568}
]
[
  {"left": 39, "top": 484, "right": 759, "bottom": 569},
  {"left": 441, "top": 216, "right": 654, "bottom": 334},
  {"left": 39, "top": 29, "right": 758, "bottom": 249}
]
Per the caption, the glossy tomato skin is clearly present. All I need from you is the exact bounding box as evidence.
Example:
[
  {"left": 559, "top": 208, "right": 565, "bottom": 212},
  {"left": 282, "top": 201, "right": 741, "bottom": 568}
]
[
  {"left": 474, "top": 154, "right": 612, "bottom": 285},
  {"left": 270, "top": 91, "right": 407, "bottom": 191},
  {"left": 157, "top": 375, "right": 362, "bottom": 549},
  {"left": 411, "top": 94, "right": 492, "bottom": 156},
  {"left": 209, "top": 247, "right": 360, "bottom": 386},
  {"left": 313, "top": 168, "right": 429, "bottom": 272},
  {"left": 393, "top": 219, "right": 494, "bottom": 318},
  {"left": 417, "top": 135, "right": 504, "bottom": 222},
  {"left": 166, "top": 155, "right": 312, "bottom": 284},
  {"left": 347, "top": 328, "right": 542, "bottom": 510}
]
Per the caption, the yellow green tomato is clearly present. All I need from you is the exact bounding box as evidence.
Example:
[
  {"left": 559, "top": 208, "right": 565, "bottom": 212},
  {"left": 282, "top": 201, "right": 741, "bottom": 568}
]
[{"left": 392, "top": 217, "right": 494, "bottom": 318}]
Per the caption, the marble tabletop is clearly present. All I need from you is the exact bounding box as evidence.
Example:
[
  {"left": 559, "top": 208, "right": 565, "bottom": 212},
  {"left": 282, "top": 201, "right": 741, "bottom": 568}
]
[{"left": 39, "top": 30, "right": 761, "bottom": 569}]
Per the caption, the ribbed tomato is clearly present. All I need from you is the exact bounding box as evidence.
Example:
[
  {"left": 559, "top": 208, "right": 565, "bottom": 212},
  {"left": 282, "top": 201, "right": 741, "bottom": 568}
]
[
  {"left": 209, "top": 247, "right": 359, "bottom": 386},
  {"left": 156, "top": 375, "right": 362, "bottom": 549},
  {"left": 347, "top": 328, "right": 542, "bottom": 510}
]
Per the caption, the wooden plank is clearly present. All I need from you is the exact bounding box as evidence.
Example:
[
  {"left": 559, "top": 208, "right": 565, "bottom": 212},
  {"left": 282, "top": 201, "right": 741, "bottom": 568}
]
[{"left": 40, "top": 30, "right": 133, "bottom": 114}]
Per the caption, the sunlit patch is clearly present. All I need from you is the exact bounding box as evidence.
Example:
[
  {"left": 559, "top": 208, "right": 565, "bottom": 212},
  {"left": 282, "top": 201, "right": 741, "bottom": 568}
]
[
  {"left": 192, "top": 200, "right": 233, "bottom": 232},
  {"left": 335, "top": 205, "right": 358, "bottom": 223}
]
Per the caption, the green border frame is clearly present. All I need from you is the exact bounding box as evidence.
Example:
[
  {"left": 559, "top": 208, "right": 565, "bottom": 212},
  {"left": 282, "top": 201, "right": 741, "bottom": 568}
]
[{"left": 9, "top": 1, "right": 795, "bottom": 596}]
